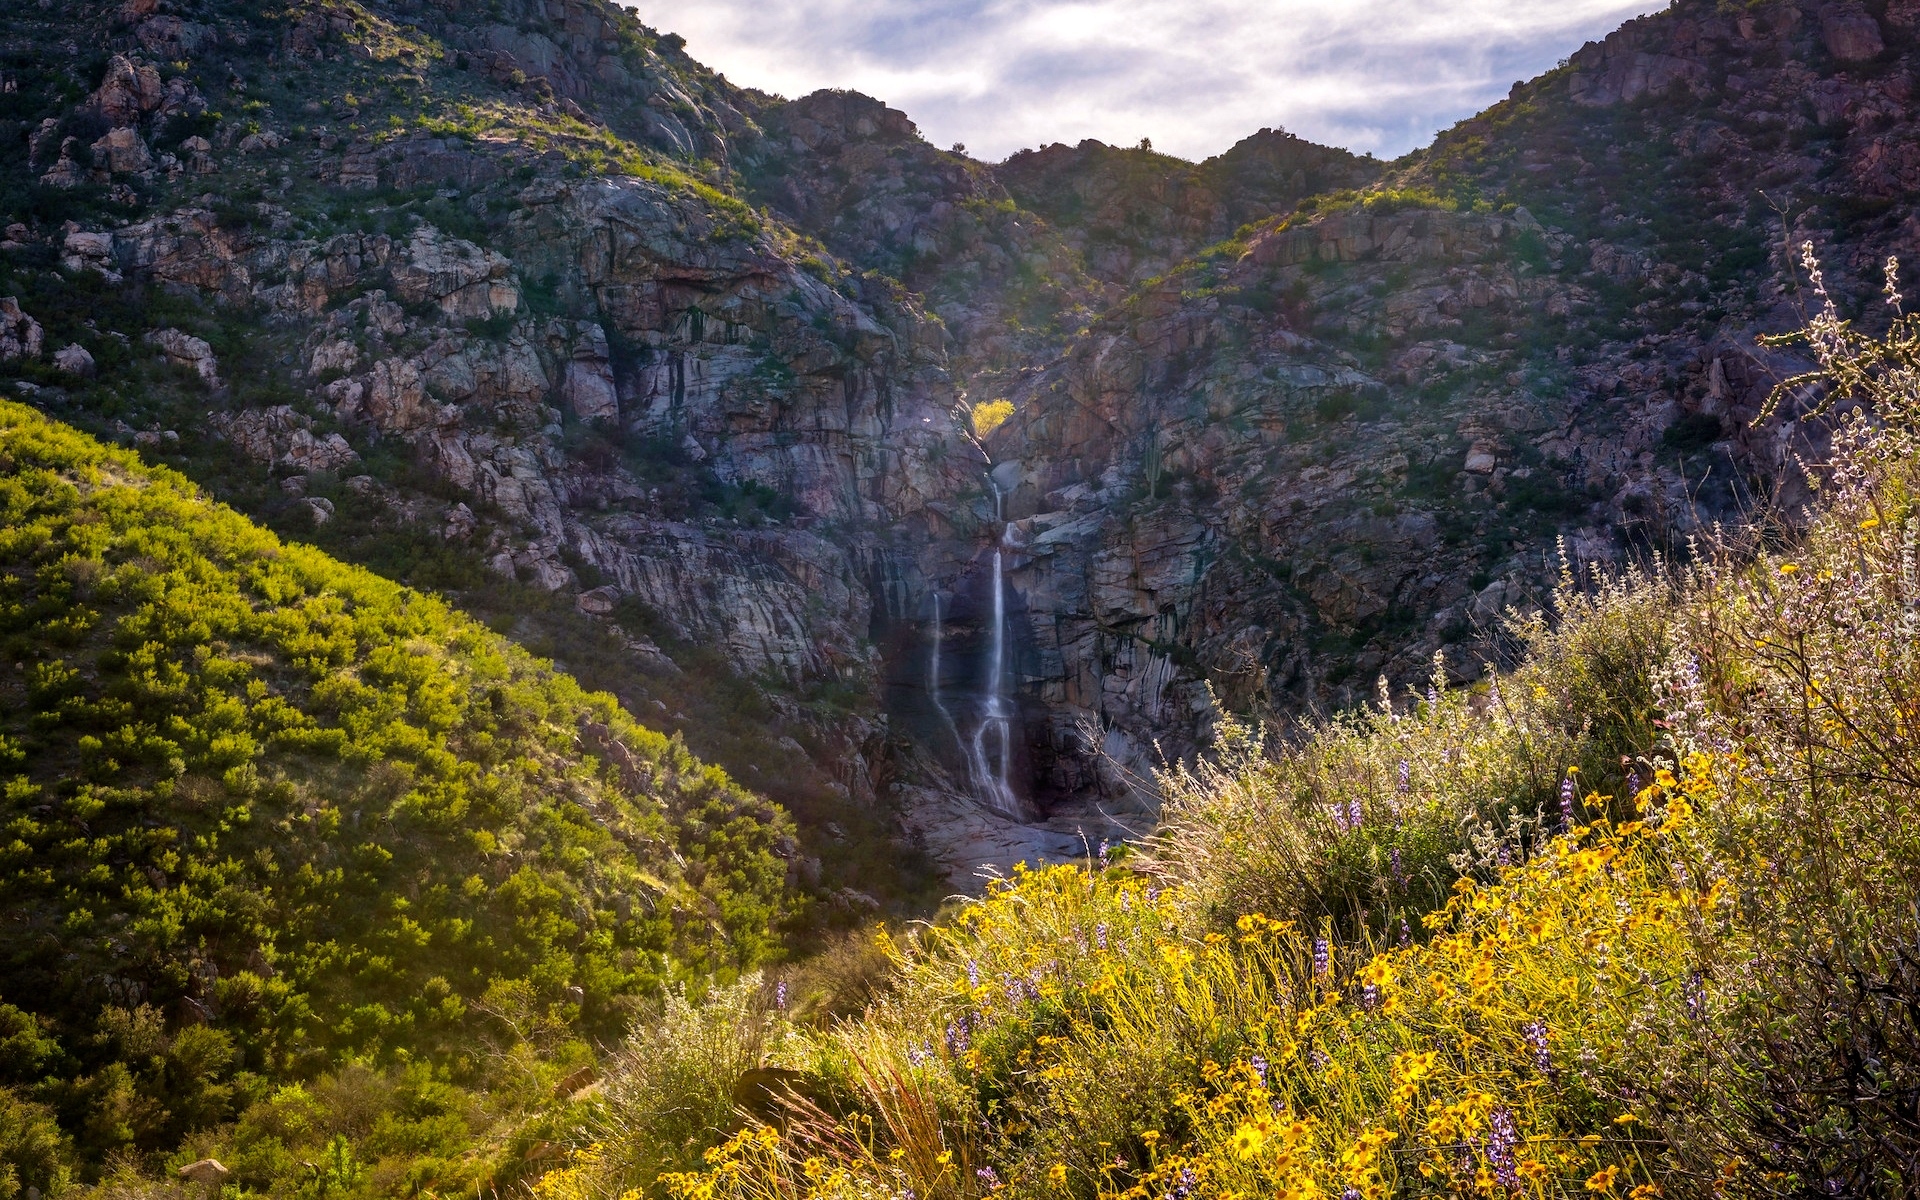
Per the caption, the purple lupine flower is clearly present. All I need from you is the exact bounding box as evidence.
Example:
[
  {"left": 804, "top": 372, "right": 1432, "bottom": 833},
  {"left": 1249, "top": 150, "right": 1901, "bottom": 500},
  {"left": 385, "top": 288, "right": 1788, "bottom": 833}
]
[
  {"left": 1399, "top": 918, "right": 1412, "bottom": 949},
  {"left": 976, "top": 1167, "right": 1001, "bottom": 1190},
  {"left": 1398, "top": 759, "right": 1410, "bottom": 792},
  {"left": 1390, "top": 847, "right": 1406, "bottom": 891},
  {"left": 1097, "top": 839, "right": 1111, "bottom": 870},
  {"left": 1627, "top": 769, "right": 1642, "bottom": 797},
  {"left": 1361, "top": 982, "right": 1379, "bottom": 1011},
  {"left": 1095, "top": 922, "right": 1109, "bottom": 951},
  {"left": 966, "top": 960, "right": 980, "bottom": 989},
  {"left": 1427, "top": 683, "right": 1439, "bottom": 708},
  {"left": 1342, "top": 1189, "right": 1364, "bottom": 1200},
  {"left": 1313, "top": 938, "right": 1329, "bottom": 976},
  {"left": 1560, "top": 777, "right": 1576, "bottom": 826},
  {"left": 1347, "top": 797, "right": 1363, "bottom": 829},
  {"left": 1497, "top": 843, "right": 1511, "bottom": 869},
  {"left": 1309, "top": 1046, "right": 1330, "bottom": 1072},
  {"left": 1248, "top": 1054, "right": 1268, "bottom": 1085},
  {"left": 944, "top": 1018, "right": 970, "bottom": 1056},
  {"left": 774, "top": 980, "right": 788, "bottom": 1011},
  {"left": 1685, "top": 971, "right": 1707, "bottom": 1021},
  {"left": 1524, "top": 1020, "right": 1552, "bottom": 1075},
  {"left": 1487, "top": 1107, "right": 1520, "bottom": 1191},
  {"left": 1170, "top": 1167, "right": 1196, "bottom": 1200},
  {"left": 909, "top": 1044, "right": 931, "bottom": 1067}
]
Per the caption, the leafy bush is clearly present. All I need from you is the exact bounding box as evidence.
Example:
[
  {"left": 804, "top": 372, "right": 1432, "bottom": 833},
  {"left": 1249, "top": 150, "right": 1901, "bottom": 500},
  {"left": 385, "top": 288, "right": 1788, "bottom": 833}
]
[{"left": 970, "top": 400, "right": 1016, "bottom": 439}]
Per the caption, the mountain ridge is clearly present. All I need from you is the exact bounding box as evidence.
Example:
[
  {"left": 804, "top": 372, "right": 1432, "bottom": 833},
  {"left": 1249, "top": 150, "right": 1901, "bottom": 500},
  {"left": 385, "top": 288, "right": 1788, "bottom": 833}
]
[{"left": 0, "top": 0, "right": 1914, "bottom": 885}]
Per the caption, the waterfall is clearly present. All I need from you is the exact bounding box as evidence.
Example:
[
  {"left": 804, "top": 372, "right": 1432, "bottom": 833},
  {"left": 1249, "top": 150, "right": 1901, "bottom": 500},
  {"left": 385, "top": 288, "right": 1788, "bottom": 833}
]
[
  {"left": 924, "top": 475, "right": 1025, "bottom": 820},
  {"left": 963, "top": 479, "right": 1024, "bottom": 818},
  {"left": 929, "top": 592, "right": 960, "bottom": 740}
]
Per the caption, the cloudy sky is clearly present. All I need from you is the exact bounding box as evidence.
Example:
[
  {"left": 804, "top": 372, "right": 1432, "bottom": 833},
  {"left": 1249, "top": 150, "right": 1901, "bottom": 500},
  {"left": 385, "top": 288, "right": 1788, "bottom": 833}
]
[{"left": 625, "top": 0, "right": 1668, "bottom": 163}]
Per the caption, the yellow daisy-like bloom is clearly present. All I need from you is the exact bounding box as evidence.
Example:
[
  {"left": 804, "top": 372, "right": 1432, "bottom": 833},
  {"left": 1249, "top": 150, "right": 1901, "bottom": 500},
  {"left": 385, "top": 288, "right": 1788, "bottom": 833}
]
[
  {"left": 1231, "top": 1123, "right": 1267, "bottom": 1159},
  {"left": 1048, "top": 1164, "right": 1069, "bottom": 1184},
  {"left": 1587, "top": 1165, "right": 1621, "bottom": 1193},
  {"left": 1779, "top": 563, "right": 1800, "bottom": 575}
]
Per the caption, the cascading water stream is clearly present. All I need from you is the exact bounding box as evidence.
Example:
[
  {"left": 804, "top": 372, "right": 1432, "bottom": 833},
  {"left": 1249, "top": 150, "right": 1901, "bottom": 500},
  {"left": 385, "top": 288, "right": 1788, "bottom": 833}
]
[
  {"left": 929, "top": 592, "right": 960, "bottom": 741},
  {"left": 961, "top": 478, "right": 1024, "bottom": 818}
]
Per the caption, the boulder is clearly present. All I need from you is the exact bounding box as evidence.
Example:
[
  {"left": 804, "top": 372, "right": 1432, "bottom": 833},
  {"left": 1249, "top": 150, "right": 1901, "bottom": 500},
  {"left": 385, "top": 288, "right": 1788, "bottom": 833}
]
[
  {"left": 53, "top": 344, "right": 95, "bottom": 377},
  {"left": 286, "top": 428, "right": 359, "bottom": 473},
  {"left": 443, "top": 502, "right": 477, "bottom": 541},
  {"left": 90, "top": 127, "right": 154, "bottom": 176},
  {"left": 576, "top": 585, "right": 620, "bottom": 615},
  {"left": 89, "top": 55, "right": 164, "bottom": 126},
  {"left": 180, "top": 136, "right": 216, "bottom": 175},
  {"left": 1821, "top": 3, "right": 1885, "bottom": 61},
  {"left": 147, "top": 328, "right": 222, "bottom": 389},
  {"left": 39, "top": 140, "right": 87, "bottom": 190},
  {"left": 62, "top": 228, "right": 121, "bottom": 281},
  {"left": 0, "top": 299, "right": 43, "bottom": 362},
  {"left": 176, "top": 1159, "right": 230, "bottom": 1186}
]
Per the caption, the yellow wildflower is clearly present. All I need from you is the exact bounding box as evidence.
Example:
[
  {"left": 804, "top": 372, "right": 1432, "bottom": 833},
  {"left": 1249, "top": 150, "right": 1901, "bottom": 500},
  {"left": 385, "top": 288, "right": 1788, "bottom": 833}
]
[
  {"left": 1048, "top": 1163, "right": 1068, "bottom": 1184},
  {"left": 1232, "top": 1123, "right": 1267, "bottom": 1159},
  {"left": 1587, "top": 1165, "right": 1621, "bottom": 1192}
]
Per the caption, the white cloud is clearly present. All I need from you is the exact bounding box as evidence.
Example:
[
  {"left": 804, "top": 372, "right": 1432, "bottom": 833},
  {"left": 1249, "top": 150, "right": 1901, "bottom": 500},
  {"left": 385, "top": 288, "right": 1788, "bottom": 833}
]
[{"left": 623, "top": 0, "right": 1669, "bottom": 162}]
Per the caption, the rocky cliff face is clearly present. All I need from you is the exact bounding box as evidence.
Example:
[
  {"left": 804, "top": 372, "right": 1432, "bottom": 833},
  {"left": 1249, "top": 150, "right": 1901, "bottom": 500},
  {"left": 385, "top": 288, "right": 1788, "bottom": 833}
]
[
  {"left": 1, "top": 0, "right": 1913, "bottom": 886},
  {"left": 963, "top": 0, "right": 1920, "bottom": 783}
]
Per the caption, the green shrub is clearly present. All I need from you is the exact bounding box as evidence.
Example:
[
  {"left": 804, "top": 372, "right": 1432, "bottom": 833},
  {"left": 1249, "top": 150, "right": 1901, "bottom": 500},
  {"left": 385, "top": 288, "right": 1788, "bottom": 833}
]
[{"left": 0, "top": 1086, "right": 72, "bottom": 1200}]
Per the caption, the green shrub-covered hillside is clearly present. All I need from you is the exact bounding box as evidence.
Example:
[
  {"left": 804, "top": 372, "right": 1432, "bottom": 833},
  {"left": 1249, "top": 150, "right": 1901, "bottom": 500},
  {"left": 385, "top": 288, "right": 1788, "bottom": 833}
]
[{"left": 0, "top": 403, "right": 796, "bottom": 1188}]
